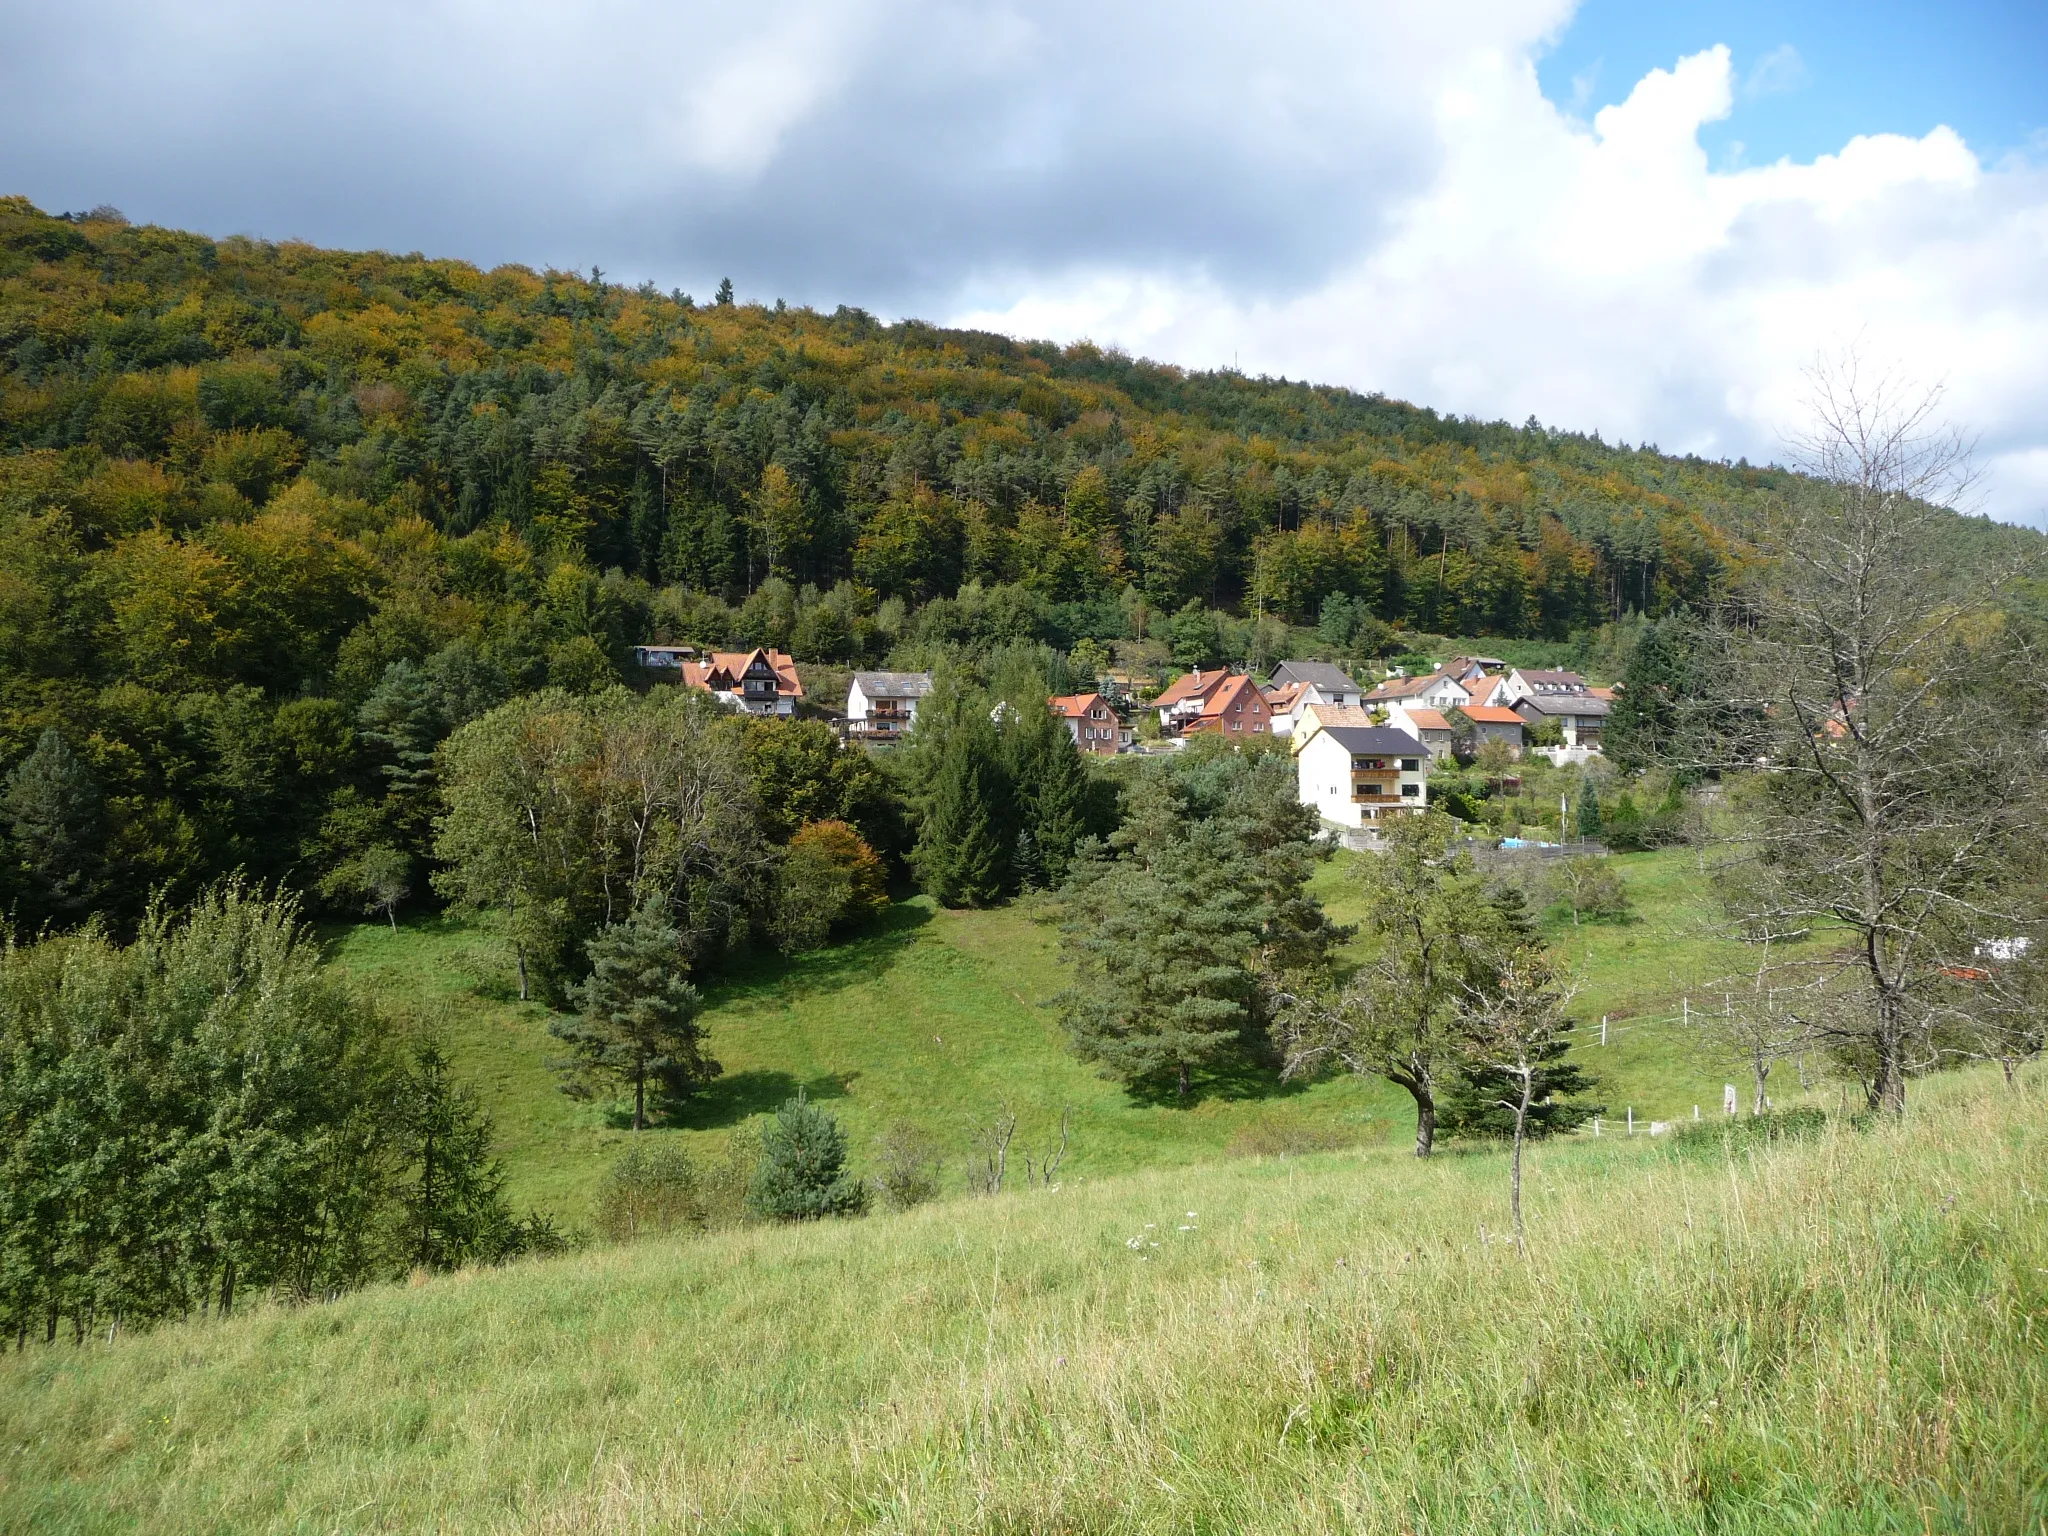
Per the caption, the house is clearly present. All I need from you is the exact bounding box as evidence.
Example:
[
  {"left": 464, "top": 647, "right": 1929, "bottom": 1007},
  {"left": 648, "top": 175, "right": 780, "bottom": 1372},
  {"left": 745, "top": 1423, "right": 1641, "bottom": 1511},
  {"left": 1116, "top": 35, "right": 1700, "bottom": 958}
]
[
  {"left": 1456, "top": 703, "right": 1529, "bottom": 756},
  {"left": 1183, "top": 673, "right": 1273, "bottom": 738},
  {"left": 1463, "top": 673, "right": 1515, "bottom": 708},
  {"left": 1383, "top": 702, "right": 1456, "bottom": 762},
  {"left": 846, "top": 671, "right": 933, "bottom": 743},
  {"left": 1511, "top": 692, "right": 1610, "bottom": 760},
  {"left": 1296, "top": 725, "right": 1429, "bottom": 828},
  {"left": 1150, "top": 667, "right": 1237, "bottom": 732},
  {"left": 678, "top": 649, "right": 803, "bottom": 716},
  {"left": 1498, "top": 667, "right": 1594, "bottom": 705},
  {"left": 1263, "top": 680, "right": 1311, "bottom": 736},
  {"left": 1050, "top": 692, "right": 1129, "bottom": 756},
  {"left": 1441, "top": 656, "right": 1506, "bottom": 684},
  {"left": 1288, "top": 702, "right": 1378, "bottom": 755},
  {"left": 633, "top": 644, "right": 699, "bottom": 670},
  {"left": 1362, "top": 668, "right": 1472, "bottom": 712},
  {"left": 1268, "top": 661, "right": 1363, "bottom": 709}
]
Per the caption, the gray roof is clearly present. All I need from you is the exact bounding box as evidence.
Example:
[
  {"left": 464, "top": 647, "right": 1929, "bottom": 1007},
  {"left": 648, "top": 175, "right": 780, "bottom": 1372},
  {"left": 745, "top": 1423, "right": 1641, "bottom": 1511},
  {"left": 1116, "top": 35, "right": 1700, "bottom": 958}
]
[
  {"left": 1516, "top": 668, "right": 1591, "bottom": 692},
  {"left": 1318, "top": 725, "right": 1427, "bottom": 755},
  {"left": 1514, "top": 693, "right": 1610, "bottom": 718},
  {"left": 852, "top": 671, "right": 934, "bottom": 700},
  {"left": 1272, "top": 660, "right": 1360, "bottom": 693}
]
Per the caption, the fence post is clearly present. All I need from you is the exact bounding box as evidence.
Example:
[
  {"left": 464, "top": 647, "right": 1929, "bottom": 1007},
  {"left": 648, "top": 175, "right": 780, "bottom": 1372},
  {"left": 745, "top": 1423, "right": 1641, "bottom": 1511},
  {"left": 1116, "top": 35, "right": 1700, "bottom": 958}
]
[
  {"left": 1626, "top": 1107, "right": 1634, "bottom": 1136},
  {"left": 1601, "top": 1014, "right": 1608, "bottom": 1046}
]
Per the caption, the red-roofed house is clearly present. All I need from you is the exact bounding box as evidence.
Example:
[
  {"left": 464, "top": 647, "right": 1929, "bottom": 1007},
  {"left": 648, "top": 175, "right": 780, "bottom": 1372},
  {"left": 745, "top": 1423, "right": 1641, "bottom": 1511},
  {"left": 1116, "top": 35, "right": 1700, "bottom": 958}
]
[
  {"left": 1050, "top": 692, "right": 1128, "bottom": 756},
  {"left": 679, "top": 649, "right": 803, "bottom": 716},
  {"left": 1384, "top": 701, "right": 1456, "bottom": 761},
  {"left": 1184, "top": 673, "right": 1273, "bottom": 739},
  {"left": 1456, "top": 703, "right": 1528, "bottom": 756},
  {"left": 1151, "top": 667, "right": 1236, "bottom": 732}
]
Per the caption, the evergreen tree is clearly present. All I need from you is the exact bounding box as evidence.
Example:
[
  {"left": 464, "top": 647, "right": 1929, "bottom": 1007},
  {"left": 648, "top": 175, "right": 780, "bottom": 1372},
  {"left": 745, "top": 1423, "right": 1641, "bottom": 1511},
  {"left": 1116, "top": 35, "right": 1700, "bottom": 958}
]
[
  {"left": 912, "top": 715, "right": 1011, "bottom": 907},
  {"left": 746, "top": 1090, "right": 868, "bottom": 1220},
  {"left": 1, "top": 728, "right": 103, "bottom": 927},
  {"left": 714, "top": 277, "right": 735, "bottom": 307},
  {"left": 1439, "top": 1014, "right": 1602, "bottom": 1141},
  {"left": 1058, "top": 822, "right": 1265, "bottom": 1100},
  {"left": 1006, "top": 700, "right": 1090, "bottom": 889},
  {"left": 358, "top": 660, "right": 445, "bottom": 846},
  {"left": 1576, "top": 779, "right": 1602, "bottom": 840},
  {"left": 551, "top": 906, "right": 718, "bottom": 1129},
  {"left": 392, "top": 1040, "right": 520, "bottom": 1270}
]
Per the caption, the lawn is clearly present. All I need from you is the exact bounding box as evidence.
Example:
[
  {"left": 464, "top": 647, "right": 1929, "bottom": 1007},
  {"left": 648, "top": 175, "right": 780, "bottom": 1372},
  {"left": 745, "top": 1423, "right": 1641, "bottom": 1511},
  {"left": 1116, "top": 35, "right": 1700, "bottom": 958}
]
[
  {"left": 4, "top": 1067, "right": 2040, "bottom": 1533},
  {"left": 331, "top": 845, "right": 1776, "bottom": 1225}
]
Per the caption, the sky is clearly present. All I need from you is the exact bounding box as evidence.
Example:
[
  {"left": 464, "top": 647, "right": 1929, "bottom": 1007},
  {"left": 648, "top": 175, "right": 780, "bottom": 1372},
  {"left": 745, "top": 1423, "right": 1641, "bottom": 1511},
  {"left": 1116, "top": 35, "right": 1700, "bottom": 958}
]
[{"left": 2, "top": 1, "right": 2045, "bottom": 521}]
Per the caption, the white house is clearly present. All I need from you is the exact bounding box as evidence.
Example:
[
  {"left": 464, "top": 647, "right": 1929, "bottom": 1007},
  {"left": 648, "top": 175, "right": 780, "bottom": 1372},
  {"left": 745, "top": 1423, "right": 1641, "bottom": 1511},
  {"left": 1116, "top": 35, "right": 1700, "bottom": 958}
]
[
  {"left": 677, "top": 649, "right": 803, "bottom": 716},
  {"left": 1363, "top": 668, "right": 1472, "bottom": 712},
  {"left": 1382, "top": 701, "right": 1456, "bottom": 762},
  {"left": 1296, "top": 724, "right": 1429, "bottom": 828},
  {"left": 846, "top": 671, "right": 933, "bottom": 743},
  {"left": 1498, "top": 667, "right": 1593, "bottom": 704}
]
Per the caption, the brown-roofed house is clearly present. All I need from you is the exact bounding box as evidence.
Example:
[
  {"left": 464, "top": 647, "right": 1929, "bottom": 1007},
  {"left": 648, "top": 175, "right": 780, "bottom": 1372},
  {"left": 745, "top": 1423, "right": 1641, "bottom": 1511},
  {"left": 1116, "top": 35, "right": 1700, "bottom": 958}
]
[
  {"left": 1184, "top": 673, "right": 1273, "bottom": 739},
  {"left": 1050, "top": 691, "right": 1127, "bottom": 756},
  {"left": 679, "top": 649, "right": 803, "bottom": 716}
]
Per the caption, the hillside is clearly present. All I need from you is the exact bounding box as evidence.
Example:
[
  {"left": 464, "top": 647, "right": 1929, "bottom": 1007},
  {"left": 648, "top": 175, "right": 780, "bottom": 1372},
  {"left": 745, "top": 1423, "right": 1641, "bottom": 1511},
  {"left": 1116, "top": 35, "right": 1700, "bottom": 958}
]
[
  {"left": 4, "top": 1067, "right": 2040, "bottom": 1533},
  {"left": 325, "top": 847, "right": 1766, "bottom": 1221}
]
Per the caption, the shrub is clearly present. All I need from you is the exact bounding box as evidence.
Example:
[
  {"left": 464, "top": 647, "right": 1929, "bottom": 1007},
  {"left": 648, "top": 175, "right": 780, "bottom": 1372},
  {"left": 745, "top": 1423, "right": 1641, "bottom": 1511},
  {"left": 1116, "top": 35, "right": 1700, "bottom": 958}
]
[
  {"left": 1549, "top": 856, "right": 1631, "bottom": 925},
  {"left": 1666, "top": 1106, "right": 1830, "bottom": 1160},
  {"left": 776, "top": 820, "right": 890, "bottom": 952},
  {"left": 747, "top": 1092, "right": 869, "bottom": 1221},
  {"left": 872, "top": 1121, "right": 944, "bottom": 1210},
  {"left": 593, "top": 1141, "right": 702, "bottom": 1243},
  {"left": 1225, "top": 1120, "right": 1376, "bottom": 1158}
]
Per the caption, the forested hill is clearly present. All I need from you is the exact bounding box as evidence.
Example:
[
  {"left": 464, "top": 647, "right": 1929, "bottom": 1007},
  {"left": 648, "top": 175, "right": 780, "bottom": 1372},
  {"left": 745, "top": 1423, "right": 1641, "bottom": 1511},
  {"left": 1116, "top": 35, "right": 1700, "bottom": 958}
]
[
  {"left": 0, "top": 196, "right": 2037, "bottom": 929},
  {"left": 3, "top": 194, "right": 1797, "bottom": 640}
]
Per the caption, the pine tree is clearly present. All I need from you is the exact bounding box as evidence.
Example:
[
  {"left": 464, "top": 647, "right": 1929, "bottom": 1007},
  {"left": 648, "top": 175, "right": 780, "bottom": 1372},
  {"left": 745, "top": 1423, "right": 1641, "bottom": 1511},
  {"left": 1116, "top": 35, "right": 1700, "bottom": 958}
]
[
  {"left": 2, "top": 727, "right": 104, "bottom": 926},
  {"left": 551, "top": 906, "right": 718, "bottom": 1130},
  {"left": 358, "top": 660, "right": 444, "bottom": 845},
  {"left": 1007, "top": 701, "right": 1090, "bottom": 889},
  {"left": 1058, "top": 822, "right": 1264, "bottom": 1100},
  {"left": 714, "top": 277, "right": 735, "bottom": 307},
  {"left": 393, "top": 1041, "right": 520, "bottom": 1270},
  {"left": 1439, "top": 1014, "right": 1602, "bottom": 1141},
  {"left": 746, "top": 1090, "right": 868, "bottom": 1220},
  {"left": 1576, "top": 779, "right": 1602, "bottom": 840},
  {"left": 913, "top": 717, "right": 1011, "bottom": 907}
]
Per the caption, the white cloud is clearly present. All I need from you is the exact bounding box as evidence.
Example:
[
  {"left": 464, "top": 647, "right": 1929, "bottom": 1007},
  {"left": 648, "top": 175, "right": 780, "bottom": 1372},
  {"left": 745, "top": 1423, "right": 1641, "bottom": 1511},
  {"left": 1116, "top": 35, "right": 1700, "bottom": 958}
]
[{"left": 951, "top": 45, "right": 2048, "bottom": 524}]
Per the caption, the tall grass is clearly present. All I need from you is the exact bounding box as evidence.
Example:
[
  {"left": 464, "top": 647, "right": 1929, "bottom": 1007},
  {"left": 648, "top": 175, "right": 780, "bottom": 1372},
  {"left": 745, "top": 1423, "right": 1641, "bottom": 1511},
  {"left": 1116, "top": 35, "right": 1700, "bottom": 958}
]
[{"left": 3, "top": 1068, "right": 2042, "bottom": 1533}]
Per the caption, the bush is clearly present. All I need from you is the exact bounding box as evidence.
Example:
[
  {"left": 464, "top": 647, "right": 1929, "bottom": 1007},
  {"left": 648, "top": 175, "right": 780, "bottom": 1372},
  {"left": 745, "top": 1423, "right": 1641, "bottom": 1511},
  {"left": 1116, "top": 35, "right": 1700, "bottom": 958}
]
[
  {"left": 1549, "top": 856, "right": 1631, "bottom": 925},
  {"left": 1225, "top": 1120, "right": 1377, "bottom": 1158},
  {"left": 1666, "top": 1106, "right": 1830, "bottom": 1160},
  {"left": 775, "top": 820, "right": 890, "bottom": 953},
  {"left": 872, "top": 1121, "right": 944, "bottom": 1210},
  {"left": 593, "top": 1141, "right": 703, "bottom": 1243},
  {"left": 747, "top": 1092, "right": 869, "bottom": 1220}
]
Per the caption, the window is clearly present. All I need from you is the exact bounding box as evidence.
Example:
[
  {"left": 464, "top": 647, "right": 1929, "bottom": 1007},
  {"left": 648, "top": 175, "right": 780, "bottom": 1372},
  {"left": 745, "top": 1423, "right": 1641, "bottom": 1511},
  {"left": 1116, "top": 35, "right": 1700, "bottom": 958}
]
[
  {"left": 1401, "top": 784, "right": 1420, "bottom": 797},
  {"left": 1401, "top": 759, "right": 1420, "bottom": 772}
]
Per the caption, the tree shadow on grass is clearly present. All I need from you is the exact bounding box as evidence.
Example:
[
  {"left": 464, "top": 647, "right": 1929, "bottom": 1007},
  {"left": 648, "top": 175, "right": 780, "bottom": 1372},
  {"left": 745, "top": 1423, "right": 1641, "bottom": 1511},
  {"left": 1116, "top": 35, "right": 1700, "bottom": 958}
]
[
  {"left": 1117, "top": 1053, "right": 1316, "bottom": 1110},
  {"left": 700, "top": 900, "right": 935, "bottom": 1009},
  {"left": 649, "top": 1068, "right": 863, "bottom": 1131}
]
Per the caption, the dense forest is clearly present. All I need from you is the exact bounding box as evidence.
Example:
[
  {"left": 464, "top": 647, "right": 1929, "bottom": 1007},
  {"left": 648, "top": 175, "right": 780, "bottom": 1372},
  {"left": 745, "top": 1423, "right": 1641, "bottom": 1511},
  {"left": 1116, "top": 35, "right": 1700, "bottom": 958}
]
[{"left": 0, "top": 195, "right": 2034, "bottom": 931}]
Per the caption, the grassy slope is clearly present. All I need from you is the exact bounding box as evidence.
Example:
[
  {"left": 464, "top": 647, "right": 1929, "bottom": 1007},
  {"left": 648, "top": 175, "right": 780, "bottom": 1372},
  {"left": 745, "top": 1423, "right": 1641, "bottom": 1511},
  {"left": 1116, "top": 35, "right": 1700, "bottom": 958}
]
[
  {"left": 329, "top": 848, "right": 1766, "bottom": 1222},
  {"left": 3, "top": 1069, "right": 2042, "bottom": 1534}
]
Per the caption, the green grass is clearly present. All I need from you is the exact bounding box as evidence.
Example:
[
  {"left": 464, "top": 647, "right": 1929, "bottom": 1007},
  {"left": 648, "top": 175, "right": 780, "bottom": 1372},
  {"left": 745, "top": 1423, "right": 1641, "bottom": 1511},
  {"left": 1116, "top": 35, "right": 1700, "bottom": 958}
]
[
  {"left": 4, "top": 1067, "right": 2042, "bottom": 1533},
  {"left": 330, "top": 847, "right": 1783, "bottom": 1224}
]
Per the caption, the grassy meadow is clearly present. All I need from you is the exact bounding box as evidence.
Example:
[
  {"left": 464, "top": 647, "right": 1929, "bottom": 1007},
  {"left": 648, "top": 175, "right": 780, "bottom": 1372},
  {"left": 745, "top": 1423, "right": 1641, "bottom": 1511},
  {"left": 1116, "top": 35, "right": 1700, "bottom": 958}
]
[
  {"left": 3, "top": 1067, "right": 2041, "bottom": 1533},
  {"left": 328, "top": 847, "right": 1765, "bottom": 1223}
]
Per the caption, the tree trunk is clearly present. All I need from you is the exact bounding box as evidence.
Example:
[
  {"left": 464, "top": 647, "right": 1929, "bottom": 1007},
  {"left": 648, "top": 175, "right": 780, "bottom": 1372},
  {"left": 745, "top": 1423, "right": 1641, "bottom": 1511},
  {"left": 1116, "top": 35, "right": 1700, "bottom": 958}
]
[
  {"left": 515, "top": 942, "right": 529, "bottom": 1003},
  {"left": 1752, "top": 1058, "right": 1770, "bottom": 1117},
  {"left": 1411, "top": 1089, "right": 1437, "bottom": 1158},
  {"left": 634, "top": 1073, "right": 646, "bottom": 1132},
  {"left": 387, "top": 907, "right": 398, "bottom": 932},
  {"left": 1177, "top": 1062, "right": 1190, "bottom": 1101},
  {"left": 1510, "top": 1069, "right": 1533, "bottom": 1249},
  {"left": 2002, "top": 1056, "right": 2018, "bottom": 1089}
]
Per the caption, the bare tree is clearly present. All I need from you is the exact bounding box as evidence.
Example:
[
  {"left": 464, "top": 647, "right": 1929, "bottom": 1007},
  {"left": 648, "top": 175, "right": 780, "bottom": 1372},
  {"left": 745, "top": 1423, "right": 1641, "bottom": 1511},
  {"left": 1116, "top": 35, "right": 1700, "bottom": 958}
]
[
  {"left": 1450, "top": 954, "right": 1581, "bottom": 1249},
  {"left": 1700, "top": 939, "right": 1819, "bottom": 1115},
  {"left": 1719, "top": 358, "right": 2044, "bottom": 1113},
  {"left": 968, "top": 1105, "right": 1017, "bottom": 1194},
  {"left": 1018, "top": 1107, "right": 1072, "bottom": 1189}
]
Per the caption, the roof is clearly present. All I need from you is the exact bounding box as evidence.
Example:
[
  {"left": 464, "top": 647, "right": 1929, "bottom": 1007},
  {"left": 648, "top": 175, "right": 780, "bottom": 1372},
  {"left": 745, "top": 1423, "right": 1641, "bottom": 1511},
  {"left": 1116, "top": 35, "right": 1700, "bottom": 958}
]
[
  {"left": 851, "top": 670, "right": 933, "bottom": 700},
  {"left": 1152, "top": 668, "right": 1234, "bottom": 708},
  {"left": 1270, "top": 660, "right": 1359, "bottom": 694},
  {"left": 682, "top": 649, "right": 804, "bottom": 697},
  {"left": 1195, "top": 674, "right": 1267, "bottom": 718},
  {"left": 1400, "top": 707, "right": 1452, "bottom": 732},
  {"left": 1460, "top": 704, "right": 1526, "bottom": 725},
  {"left": 1515, "top": 668, "right": 1591, "bottom": 692},
  {"left": 1514, "top": 694, "right": 1610, "bottom": 718},
  {"left": 1589, "top": 686, "right": 1618, "bottom": 701},
  {"left": 1263, "top": 680, "right": 1309, "bottom": 712},
  {"left": 1048, "top": 691, "right": 1113, "bottom": 720},
  {"left": 1364, "top": 670, "right": 1469, "bottom": 702},
  {"left": 1315, "top": 725, "right": 1427, "bottom": 755}
]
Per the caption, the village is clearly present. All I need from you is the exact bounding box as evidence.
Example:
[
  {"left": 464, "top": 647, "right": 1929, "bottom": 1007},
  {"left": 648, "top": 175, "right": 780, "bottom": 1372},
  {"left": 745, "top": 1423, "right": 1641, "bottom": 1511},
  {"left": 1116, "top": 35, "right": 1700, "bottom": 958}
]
[{"left": 629, "top": 642, "right": 1616, "bottom": 839}]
